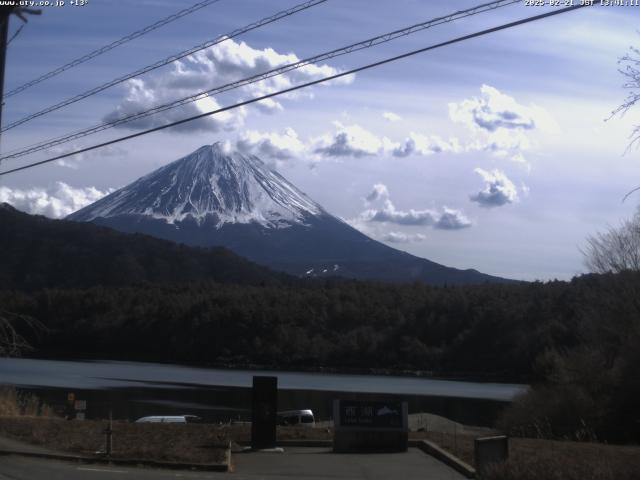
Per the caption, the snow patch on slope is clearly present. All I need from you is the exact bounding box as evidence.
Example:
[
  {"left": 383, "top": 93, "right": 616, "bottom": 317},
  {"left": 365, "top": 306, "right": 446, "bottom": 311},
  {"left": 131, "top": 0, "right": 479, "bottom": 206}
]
[{"left": 69, "top": 143, "right": 323, "bottom": 229}]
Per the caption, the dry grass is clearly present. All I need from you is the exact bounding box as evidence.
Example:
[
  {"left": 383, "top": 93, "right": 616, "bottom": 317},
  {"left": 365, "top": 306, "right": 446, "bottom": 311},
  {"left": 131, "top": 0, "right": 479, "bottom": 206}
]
[
  {"left": 0, "top": 387, "right": 53, "bottom": 417},
  {"left": 0, "top": 416, "right": 228, "bottom": 464},
  {"left": 410, "top": 430, "right": 640, "bottom": 480},
  {"left": 0, "top": 389, "right": 20, "bottom": 417},
  {"left": 0, "top": 416, "right": 332, "bottom": 464},
  {"left": 490, "top": 438, "right": 640, "bottom": 480},
  {"left": 411, "top": 430, "right": 476, "bottom": 464},
  {"left": 1, "top": 412, "right": 638, "bottom": 477}
]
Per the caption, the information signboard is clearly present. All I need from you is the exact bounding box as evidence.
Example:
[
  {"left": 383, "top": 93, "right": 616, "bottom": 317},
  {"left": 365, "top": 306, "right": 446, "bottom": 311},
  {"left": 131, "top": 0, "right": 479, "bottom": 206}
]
[
  {"left": 338, "top": 400, "right": 404, "bottom": 429},
  {"left": 333, "top": 399, "right": 408, "bottom": 452}
]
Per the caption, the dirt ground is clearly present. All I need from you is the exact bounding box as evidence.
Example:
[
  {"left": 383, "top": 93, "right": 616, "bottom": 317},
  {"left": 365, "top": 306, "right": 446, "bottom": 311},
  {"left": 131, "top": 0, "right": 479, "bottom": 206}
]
[
  {"left": 411, "top": 430, "right": 640, "bottom": 480},
  {"left": 0, "top": 416, "right": 229, "bottom": 464},
  {"left": 0, "top": 415, "right": 337, "bottom": 463},
  {"left": 1, "top": 416, "right": 639, "bottom": 479}
]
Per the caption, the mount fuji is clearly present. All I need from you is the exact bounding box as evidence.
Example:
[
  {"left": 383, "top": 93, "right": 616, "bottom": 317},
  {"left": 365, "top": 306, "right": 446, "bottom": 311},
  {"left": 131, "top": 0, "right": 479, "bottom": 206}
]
[{"left": 68, "top": 143, "right": 510, "bottom": 285}]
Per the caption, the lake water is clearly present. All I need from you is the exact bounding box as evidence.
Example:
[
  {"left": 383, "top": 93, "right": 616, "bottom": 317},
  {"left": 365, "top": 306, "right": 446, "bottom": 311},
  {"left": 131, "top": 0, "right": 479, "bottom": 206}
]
[{"left": 0, "top": 358, "right": 527, "bottom": 427}]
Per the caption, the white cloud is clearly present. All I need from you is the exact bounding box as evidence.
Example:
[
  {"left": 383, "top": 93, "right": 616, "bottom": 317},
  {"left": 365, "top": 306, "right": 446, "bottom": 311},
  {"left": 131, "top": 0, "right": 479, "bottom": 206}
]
[
  {"left": 303, "top": 87, "right": 551, "bottom": 166},
  {"left": 381, "top": 231, "right": 427, "bottom": 243},
  {"left": 344, "top": 217, "right": 430, "bottom": 244},
  {"left": 47, "top": 144, "right": 126, "bottom": 169},
  {"left": 365, "top": 183, "right": 389, "bottom": 203},
  {"left": 103, "top": 38, "right": 353, "bottom": 133},
  {"left": 104, "top": 79, "right": 246, "bottom": 133},
  {"left": 436, "top": 208, "right": 473, "bottom": 230},
  {"left": 469, "top": 168, "right": 519, "bottom": 208},
  {"left": 314, "top": 122, "right": 383, "bottom": 158},
  {"left": 0, "top": 182, "right": 113, "bottom": 218},
  {"left": 234, "top": 115, "right": 469, "bottom": 165},
  {"left": 449, "top": 85, "right": 555, "bottom": 170},
  {"left": 390, "top": 133, "right": 462, "bottom": 158},
  {"left": 449, "top": 84, "right": 537, "bottom": 132},
  {"left": 382, "top": 111, "right": 402, "bottom": 122},
  {"left": 481, "top": 129, "right": 531, "bottom": 155},
  {"left": 236, "top": 128, "right": 306, "bottom": 165},
  {"left": 364, "top": 199, "right": 439, "bottom": 226},
  {"left": 312, "top": 123, "right": 461, "bottom": 160},
  {"left": 362, "top": 200, "right": 471, "bottom": 230},
  {"left": 358, "top": 184, "right": 471, "bottom": 230},
  {"left": 510, "top": 152, "right": 530, "bottom": 170}
]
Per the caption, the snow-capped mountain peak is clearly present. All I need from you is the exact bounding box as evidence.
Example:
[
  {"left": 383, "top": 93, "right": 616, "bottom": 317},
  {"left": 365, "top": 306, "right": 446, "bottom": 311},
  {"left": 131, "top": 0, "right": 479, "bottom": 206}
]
[
  {"left": 69, "top": 142, "right": 323, "bottom": 228},
  {"left": 67, "top": 142, "right": 510, "bottom": 285}
]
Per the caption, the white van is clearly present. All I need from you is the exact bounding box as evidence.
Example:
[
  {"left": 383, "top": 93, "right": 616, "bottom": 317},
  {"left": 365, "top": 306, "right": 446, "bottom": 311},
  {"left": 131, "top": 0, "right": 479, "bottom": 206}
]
[
  {"left": 277, "top": 409, "right": 315, "bottom": 427},
  {"left": 135, "top": 415, "right": 202, "bottom": 423}
]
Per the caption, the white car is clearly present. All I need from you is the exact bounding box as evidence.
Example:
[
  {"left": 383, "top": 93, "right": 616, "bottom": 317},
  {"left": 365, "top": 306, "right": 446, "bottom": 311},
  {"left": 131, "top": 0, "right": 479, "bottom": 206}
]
[
  {"left": 277, "top": 409, "right": 315, "bottom": 427},
  {"left": 135, "top": 415, "right": 202, "bottom": 423}
]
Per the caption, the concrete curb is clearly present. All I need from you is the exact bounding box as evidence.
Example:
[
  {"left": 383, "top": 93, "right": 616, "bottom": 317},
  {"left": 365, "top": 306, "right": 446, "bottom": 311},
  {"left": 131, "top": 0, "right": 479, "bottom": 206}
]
[
  {"left": 236, "top": 440, "right": 333, "bottom": 450},
  {"left": 276, "top": 440, "right": 333, "bottom": 448},
  {"left": 0, "top": 448, "right": 230, "bottom": 472},
  {"left": 410, "top": 440, "right": 476, "bottom": 479},
  {"left": 245, "top": 438, "right": 475, "bottom": 478}
]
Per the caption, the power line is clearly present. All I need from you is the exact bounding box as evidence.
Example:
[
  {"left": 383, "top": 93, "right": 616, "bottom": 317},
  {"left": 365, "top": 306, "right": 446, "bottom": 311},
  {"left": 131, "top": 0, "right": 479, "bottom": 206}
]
[
  {"left": 0, "top": 0, "right": 327, "bottom": 133},
  {"left": 6, "top": 23, "right": 24, "bottom": 46},
  {"left": 3, "top": 0, "right": 224, "bottom": 99},
  {"left": 0, "top": 0, "right": 522, "bottom": 162},
  {"left": 622, "top": 185, "right": 640, "bottom": 202},
  {"left": 0, "top": 3, "right": 595, "bottom": 178}
]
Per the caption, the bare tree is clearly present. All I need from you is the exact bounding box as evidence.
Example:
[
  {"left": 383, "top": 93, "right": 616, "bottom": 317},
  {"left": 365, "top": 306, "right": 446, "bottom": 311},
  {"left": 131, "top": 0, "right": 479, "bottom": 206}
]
[
  {"left": 583, "top": 209, "right": 640, "bottom": 273},
  {"left": 611, "top": 46, "right": 640, "bottom": 149},
  {"left": 0, "top": 310, "right": 43, "bottom": 357},
  {"left": 607, "top": 46, "right": 640, "bottom": 201}
]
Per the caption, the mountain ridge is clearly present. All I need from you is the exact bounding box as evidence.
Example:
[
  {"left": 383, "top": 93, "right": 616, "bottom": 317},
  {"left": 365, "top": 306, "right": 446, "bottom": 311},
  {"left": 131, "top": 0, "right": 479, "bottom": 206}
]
[
  {"left": 68, "top": 143, "right": 514, "bottom": 286},
  {"left": 0, "top": 202, "right": 288, "bottom": 291}
]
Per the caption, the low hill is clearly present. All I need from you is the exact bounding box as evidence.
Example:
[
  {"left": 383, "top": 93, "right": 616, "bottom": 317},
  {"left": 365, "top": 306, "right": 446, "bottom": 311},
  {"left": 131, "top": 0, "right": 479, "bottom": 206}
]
[{"left": 0, "top": 203, "right": 287, "bottom": 290}]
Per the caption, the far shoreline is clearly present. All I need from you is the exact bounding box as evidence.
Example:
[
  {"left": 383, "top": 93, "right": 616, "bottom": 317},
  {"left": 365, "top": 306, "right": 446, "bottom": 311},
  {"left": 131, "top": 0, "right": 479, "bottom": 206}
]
[{"left": 17, "top": 353, "right": 530, "bottom": 386}]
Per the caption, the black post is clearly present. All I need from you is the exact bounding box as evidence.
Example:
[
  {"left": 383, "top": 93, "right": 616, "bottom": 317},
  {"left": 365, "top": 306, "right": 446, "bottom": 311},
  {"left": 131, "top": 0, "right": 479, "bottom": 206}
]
[
  {"left": 251, "top": 376, "right": 277, "bottom": 450},
  {"left": 104, "top": 408, "right": 113, "bottom": 457}
]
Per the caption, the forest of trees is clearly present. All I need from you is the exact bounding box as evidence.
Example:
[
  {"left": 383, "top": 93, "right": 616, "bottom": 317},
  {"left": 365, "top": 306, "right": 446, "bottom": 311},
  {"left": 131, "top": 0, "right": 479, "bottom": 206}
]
[
  {"left": 1, "top": 271, "right": 635, "bottom": 376},
  {"left": 2, "top": 271, "right": 639, "bottom": 441},
  {"left": 2, "top": 203, "right": 640, "bottom": 442}
]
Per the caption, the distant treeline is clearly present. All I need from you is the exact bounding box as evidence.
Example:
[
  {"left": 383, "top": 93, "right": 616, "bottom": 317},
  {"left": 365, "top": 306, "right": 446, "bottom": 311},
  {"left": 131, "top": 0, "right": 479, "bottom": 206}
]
[
  {"left": 5, "top": 271, "right": 639, "bottom": 441},
  {"left": 1, "top": 272, "right": 635, "bottom": 378}
]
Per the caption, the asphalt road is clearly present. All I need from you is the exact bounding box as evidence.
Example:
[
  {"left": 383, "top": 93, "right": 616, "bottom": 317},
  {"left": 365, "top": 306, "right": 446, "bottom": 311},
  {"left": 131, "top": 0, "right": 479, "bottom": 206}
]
[
  {"left": 234, "top": 447, "right": 465, "bottom": 480},
  {"left": 0, "top": 448, "right": 465, "bottom": 480},
  {"left": 0, "top": 456, "right": 224, "bottom": 480}
]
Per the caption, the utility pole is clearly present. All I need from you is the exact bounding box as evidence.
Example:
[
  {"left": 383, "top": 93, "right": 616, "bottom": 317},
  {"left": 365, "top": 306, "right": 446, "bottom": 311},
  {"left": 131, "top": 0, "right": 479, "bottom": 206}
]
[{"left": 0, "top": 6, "right": 14, "bottom": 138}]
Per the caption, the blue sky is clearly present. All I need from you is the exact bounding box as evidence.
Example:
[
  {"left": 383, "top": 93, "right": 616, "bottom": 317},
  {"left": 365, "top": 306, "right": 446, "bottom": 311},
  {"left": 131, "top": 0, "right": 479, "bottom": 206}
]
[{"left": 1, "top": 0, "right": 639, "bottom": 280}]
